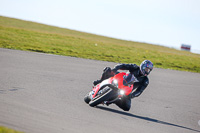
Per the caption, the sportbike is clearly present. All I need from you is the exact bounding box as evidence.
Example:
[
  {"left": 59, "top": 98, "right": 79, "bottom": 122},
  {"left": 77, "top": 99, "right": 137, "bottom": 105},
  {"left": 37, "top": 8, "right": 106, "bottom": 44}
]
[{"left": 84, "top": 72, "right": 138, "bottom": 108}]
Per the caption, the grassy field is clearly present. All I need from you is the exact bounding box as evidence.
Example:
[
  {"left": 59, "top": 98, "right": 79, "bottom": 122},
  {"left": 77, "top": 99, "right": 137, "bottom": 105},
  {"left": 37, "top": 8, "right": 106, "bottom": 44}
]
[
  {"left": 0, "top": 16, "right": 200, "bottom": 73},
  {"left": 0, "top": 126, "right": 23, "bottom": 133}
]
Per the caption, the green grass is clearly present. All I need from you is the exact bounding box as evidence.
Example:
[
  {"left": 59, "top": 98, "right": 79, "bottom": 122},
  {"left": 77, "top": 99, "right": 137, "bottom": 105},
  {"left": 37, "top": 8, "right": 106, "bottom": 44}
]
[
  {"left": 0, "top": 16, "right": 200, "bottom": 73},
  {"left": 0, "top": 126, "right": 23, "bottom": 133}
]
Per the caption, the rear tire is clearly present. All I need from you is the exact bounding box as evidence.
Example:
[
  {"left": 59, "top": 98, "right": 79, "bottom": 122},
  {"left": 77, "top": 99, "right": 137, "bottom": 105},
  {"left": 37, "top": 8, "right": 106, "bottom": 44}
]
[{"left": 89, "top": 87, "right": 112, "bottom": 107}]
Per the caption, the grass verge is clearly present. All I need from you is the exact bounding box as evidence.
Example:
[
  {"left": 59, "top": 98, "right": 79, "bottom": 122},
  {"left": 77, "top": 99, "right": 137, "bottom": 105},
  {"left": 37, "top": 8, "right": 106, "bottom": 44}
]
[
  {"left": 0, "top": 16, "right": 200, "bottom": 73},
  {"left": 0, "top": 126, "right": 23, "bottom": 133}
]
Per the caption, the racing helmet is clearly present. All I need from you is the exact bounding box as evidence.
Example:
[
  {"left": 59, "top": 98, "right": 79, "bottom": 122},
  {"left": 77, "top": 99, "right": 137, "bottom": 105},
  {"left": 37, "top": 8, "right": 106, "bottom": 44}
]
[{"left": 140, "top": 60, "right": 153, "bottom": 76}]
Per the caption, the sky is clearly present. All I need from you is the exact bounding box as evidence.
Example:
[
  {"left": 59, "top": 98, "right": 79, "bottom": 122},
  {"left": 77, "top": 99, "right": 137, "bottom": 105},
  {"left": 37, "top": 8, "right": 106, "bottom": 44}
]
[{"left": 1, "top": 0, "right": 200, "bottom": 54}]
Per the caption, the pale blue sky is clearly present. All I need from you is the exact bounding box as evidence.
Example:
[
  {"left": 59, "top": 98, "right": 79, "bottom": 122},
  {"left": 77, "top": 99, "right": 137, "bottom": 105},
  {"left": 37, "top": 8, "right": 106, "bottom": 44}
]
[{"left": 1, "top": 0, "right": 200, "bottom": 53}]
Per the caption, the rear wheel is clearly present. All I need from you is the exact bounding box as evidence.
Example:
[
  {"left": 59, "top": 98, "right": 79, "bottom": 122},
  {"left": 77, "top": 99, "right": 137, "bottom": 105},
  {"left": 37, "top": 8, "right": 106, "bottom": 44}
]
[{"left": 89, "top": 87, "right": 112, "bottom": 107}]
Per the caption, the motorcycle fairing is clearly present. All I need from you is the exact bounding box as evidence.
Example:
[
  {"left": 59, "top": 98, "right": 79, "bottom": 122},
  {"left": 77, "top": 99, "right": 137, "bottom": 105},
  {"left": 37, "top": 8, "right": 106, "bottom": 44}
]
[{"left": 91, "top": 72, "right": 133, "bottom": 98}]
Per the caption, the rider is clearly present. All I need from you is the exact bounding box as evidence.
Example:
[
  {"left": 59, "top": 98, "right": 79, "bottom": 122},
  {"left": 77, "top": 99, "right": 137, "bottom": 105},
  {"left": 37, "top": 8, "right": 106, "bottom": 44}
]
[{"left": 93, "top": 60, "right": 153, "bottom": 111}]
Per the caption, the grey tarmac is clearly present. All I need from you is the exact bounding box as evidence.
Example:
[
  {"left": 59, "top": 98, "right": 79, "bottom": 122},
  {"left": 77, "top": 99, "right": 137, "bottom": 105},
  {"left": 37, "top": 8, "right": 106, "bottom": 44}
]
[{"left": 0, "top": 48, "right": 200, "bottom": 133}]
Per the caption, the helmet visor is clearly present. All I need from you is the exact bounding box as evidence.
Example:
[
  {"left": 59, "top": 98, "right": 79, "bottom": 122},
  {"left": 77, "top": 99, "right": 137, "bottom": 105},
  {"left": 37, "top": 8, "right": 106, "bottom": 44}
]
[{"left": 145, "top": 67, "right": 151, "bottom": 74}]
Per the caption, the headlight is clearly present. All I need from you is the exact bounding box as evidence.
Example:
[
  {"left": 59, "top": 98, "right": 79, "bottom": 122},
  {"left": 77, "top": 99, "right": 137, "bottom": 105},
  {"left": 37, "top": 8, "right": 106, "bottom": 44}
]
[
  {"left": 119, "top": 90, "right": 125, "bottom": 95},
  {"left": 113, "top": 80, "right": 118, "bottom": 84},
  {"left": 112, "top": 80, "right": 118, "bottom": 87}
]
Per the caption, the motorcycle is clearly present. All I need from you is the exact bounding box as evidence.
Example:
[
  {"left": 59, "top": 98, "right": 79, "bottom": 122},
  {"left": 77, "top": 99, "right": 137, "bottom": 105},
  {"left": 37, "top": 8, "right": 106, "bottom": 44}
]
[{"left": 84, "top": 72, "right": 138, "bottom": 107}]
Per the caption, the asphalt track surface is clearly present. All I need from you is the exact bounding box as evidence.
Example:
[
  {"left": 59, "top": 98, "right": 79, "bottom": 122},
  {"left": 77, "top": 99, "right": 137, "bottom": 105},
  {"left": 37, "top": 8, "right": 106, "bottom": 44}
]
[{"left": 0, "top": 48, "right": 200, "bottom": 133}]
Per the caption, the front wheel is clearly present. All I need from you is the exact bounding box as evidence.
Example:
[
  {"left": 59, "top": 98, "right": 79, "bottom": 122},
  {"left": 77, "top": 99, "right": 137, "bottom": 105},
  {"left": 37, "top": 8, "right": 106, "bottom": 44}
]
[{"left": 89, "top": 87, "right": 112, "bottom": 107}]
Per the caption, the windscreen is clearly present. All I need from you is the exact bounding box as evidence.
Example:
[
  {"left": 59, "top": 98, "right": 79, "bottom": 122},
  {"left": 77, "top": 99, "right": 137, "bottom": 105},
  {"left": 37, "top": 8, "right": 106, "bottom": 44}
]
[{"left": 123, "top": 73, "right": 136, "bottom": 86}]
